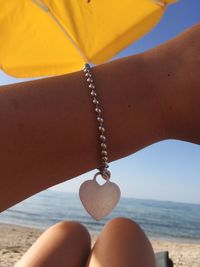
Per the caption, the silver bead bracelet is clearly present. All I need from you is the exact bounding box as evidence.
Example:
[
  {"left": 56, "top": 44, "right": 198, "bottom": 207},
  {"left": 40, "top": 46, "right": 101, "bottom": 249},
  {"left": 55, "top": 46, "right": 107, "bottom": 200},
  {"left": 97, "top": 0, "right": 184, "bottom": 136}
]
[
  {"left": 79, "top": 63, "right": 120, "bottom": 220},
  {"left": 83, "top": 63, "right": 110, "bottom": 179}
]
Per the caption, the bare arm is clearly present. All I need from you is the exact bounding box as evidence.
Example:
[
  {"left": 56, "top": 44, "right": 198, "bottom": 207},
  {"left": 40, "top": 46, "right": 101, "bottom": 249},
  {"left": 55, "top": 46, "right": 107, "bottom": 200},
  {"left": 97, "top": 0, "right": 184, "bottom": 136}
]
[{"left": 0, "top": 24, "right": 200, "bottom": 212}]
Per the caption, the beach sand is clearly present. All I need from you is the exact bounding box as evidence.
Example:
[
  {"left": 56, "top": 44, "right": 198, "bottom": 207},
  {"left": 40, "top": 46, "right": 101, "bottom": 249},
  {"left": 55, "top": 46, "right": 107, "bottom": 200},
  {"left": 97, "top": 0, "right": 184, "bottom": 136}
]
[{"left": 0, "top": 223, "right": 199, "bottom": 267}]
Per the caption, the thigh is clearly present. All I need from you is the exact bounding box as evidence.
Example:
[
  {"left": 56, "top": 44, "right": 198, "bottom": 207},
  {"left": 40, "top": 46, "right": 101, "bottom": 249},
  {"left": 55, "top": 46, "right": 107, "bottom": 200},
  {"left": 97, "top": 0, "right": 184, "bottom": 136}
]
[
  {"left": 15, "top": 221, "right": 91, "bottom": 267},
  {"left": 86, "top": 217, "right": 156, "bottom": 267}
]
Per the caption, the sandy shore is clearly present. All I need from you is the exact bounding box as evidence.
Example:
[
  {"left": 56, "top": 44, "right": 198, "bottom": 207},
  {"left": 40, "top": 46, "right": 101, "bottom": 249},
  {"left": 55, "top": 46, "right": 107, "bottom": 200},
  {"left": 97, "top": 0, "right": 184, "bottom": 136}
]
[{"left": 0, "top": 223, "right": 199, "bottom": 267}]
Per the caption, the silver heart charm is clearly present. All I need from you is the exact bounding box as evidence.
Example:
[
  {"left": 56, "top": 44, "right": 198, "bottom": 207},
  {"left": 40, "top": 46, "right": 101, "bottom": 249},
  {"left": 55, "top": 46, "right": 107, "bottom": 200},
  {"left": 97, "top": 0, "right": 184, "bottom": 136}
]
[{"left": 79, "top": 172, "right": 121, "bottom": 220}]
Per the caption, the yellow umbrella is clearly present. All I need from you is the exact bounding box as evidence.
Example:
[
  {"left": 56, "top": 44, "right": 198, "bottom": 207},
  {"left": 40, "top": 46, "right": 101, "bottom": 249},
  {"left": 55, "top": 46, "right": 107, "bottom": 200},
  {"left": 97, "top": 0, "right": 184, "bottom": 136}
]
[{"left": 0, "top": 0, "right": 177, "bottom": 78}]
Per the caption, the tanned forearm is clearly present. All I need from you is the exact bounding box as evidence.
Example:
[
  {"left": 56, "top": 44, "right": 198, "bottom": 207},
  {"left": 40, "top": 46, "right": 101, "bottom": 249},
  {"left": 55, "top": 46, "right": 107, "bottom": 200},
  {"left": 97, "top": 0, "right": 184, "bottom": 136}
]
[{"left": 0, "top": 23, "right": 200, "bottom": 211}]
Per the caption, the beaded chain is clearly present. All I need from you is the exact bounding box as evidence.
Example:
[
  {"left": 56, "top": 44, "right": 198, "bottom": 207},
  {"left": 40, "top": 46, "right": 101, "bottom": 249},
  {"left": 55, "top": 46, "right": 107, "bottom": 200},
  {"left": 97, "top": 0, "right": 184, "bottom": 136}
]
[{"left": 83, "top": 63, "right": 111, "bottom": 180}]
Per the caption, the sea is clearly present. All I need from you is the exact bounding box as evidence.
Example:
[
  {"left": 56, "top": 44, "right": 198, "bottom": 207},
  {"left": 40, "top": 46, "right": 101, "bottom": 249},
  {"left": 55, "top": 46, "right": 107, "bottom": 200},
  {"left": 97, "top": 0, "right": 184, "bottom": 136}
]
[{"left": 0, "top": 190, "right": 200, "bottom": 243}]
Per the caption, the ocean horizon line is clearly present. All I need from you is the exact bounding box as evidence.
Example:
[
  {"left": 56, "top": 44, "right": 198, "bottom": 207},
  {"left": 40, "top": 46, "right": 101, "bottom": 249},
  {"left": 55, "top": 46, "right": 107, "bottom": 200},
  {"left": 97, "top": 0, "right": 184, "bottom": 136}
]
[
  {"left": 0, "top": 190, "right": 199, "bottom": 243},
  {"left": 49, "top": 188, "right": 200, "bottom": 206}
]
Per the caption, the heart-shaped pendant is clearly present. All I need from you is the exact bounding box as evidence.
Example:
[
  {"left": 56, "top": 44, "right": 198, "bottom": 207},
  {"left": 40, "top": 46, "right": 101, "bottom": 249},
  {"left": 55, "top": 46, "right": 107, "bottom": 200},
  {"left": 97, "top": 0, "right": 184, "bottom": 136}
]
[{"left": 79, "top": 172, "right": 121, "bottom": 220}]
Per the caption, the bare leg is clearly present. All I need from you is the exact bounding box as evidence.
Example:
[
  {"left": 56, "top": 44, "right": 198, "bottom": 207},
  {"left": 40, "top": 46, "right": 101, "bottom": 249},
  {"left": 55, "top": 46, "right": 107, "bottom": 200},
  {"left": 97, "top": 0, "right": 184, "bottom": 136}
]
[
  {"left": 15, "top": 221, "right": 91, "bottom": 267},
  {"left": 86, "top": 217, "right": 156, "bottom": 267}
]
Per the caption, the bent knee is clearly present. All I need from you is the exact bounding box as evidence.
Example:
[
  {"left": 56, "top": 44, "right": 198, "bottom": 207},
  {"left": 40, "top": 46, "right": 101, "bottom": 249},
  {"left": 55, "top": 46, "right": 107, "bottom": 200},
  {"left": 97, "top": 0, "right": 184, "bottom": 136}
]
[
  {"left": 106, "top": 217, "right": 141, "bottom": 231},
  {"left": 104, "top": 217, "right": 146, "bottom": 239},
  {"left": 48, "top": 221, "right": 91, "bottom": 245},
  {"left": 50, "top": 221, "right": 88, "bottom": 233}
]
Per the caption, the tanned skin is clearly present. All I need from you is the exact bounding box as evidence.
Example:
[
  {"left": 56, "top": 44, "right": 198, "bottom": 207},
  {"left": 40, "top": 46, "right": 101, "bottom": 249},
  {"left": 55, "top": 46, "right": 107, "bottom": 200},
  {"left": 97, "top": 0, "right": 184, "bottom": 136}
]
[{"left": 0, "top": 24, "right": 200, "bottom": 212}]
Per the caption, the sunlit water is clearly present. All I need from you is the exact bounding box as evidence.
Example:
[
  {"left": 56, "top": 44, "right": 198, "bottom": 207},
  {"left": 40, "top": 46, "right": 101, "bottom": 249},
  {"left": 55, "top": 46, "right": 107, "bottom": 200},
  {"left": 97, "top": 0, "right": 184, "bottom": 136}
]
[{"left": 0, "top": 190, "right": 199, "bottom": 242}]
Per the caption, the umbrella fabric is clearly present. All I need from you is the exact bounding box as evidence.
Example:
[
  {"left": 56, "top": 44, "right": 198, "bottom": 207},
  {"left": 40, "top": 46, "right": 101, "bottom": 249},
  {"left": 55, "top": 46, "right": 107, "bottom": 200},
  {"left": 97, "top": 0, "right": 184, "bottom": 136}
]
[{"left": 0, "top": 0, "right": 177, "bottom": 78}]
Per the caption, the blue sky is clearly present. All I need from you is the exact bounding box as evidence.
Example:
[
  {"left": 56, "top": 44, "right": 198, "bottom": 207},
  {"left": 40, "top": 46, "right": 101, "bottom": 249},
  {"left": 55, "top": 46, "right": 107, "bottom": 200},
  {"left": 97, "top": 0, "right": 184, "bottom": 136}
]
[{"left": 0, "top": 0, "right": 200, "bottom": 204}]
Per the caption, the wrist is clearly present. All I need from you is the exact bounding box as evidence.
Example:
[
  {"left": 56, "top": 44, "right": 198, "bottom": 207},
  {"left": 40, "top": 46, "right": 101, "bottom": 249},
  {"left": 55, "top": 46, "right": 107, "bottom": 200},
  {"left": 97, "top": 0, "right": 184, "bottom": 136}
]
[
  {"left": 147, "top": 24, "right": 200, "bottom": 143},
  {"left": 135, "top": 51, "right": 170, "bottom": 142},
  {"left": 142, "top": 39, "right": 181, "bottom": 141}
]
